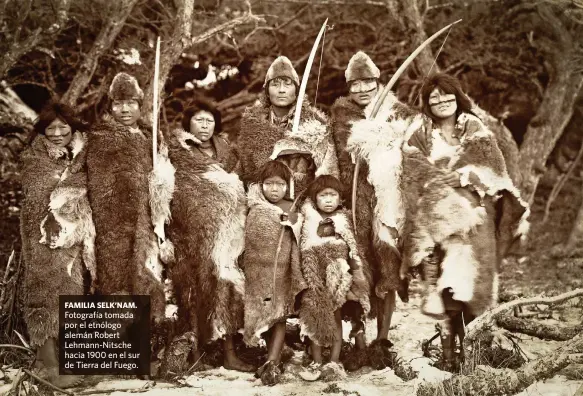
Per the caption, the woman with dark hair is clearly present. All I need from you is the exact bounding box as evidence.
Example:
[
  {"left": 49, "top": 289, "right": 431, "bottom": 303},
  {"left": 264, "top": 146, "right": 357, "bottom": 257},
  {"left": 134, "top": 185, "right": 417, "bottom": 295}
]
[
  {"left": 164, "top": 99, "right": 252, "bottom": 373},
  {"left": 20, "top": 102, "right": 95, "bottom": 388},
  {"left": 179, "top": 99, "right": 238, "bottom": 172},
  {"left": 401, "top": 73, "right": 529, "bottom": 369}
]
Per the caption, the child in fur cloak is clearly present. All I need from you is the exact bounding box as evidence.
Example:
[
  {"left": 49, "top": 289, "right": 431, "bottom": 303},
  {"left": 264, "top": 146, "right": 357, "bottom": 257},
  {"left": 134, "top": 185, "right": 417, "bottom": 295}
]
[
  {"left": 401, "top": 73, "right": 530, "bottom": 369},
  {"left": 163, "top": 101, "right": 253, "bottom": 374},
  {"left": 328, "top": 51, "right": 417, "bottom": 371},
  {"left": 297, "top": 175, "right": 371, "bottom": 382},
  {"left": 236, "top": 55, "right": 339, "bottom": 195},
  {"left": 243, "top": 160, "right": 307, "bottom": 385},
  {"left": 86, "top": 73, "right": 174, "bottom": 371},
  {"left": 20, "top": 102, "right": 96, "bottom": 388}
]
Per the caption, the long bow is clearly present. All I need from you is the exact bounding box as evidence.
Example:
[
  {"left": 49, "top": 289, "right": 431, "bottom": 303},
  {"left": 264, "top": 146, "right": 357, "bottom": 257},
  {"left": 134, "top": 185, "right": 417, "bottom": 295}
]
[
  {"left": 351, "top": 19, "right": 462, "bottom": 235},
  {"left": 271, "top": 19, "right": 328, "bottom": 301}
]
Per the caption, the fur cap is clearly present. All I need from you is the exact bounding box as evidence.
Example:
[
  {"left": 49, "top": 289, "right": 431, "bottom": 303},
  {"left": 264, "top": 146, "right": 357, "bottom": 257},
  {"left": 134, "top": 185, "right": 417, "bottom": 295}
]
[
  {"left": 345, "top": 51, "right": 380, "bottom": 82},
  {"left": 263, "top": 56, "right": 300, "bottom": 87},
  {"left": 108, "top": 72, "right": 144, "bottom": 102}
]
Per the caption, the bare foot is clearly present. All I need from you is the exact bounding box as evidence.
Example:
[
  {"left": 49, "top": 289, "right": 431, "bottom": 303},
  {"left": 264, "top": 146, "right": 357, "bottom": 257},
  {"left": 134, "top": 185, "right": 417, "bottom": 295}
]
[
  {"left": 224, "top": 356, "right": 255, "bottom": 372},
  {"left": 46, "top": 368, "right": 84, "bottom": 389}
]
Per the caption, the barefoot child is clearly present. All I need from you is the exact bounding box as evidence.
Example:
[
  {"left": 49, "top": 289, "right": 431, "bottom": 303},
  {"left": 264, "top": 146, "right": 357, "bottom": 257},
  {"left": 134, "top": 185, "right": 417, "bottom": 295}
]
[
  {"left": 243, "top": 160, "right": 306, "bottom": 385},
  {"left": 298, "top": 175, "right": 370, "bottom": 381}
]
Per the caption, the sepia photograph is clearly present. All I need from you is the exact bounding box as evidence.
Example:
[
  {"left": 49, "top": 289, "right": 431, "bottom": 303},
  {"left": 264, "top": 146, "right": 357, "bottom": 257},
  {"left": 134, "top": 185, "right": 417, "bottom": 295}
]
[{"left": 1, "top": 0, "right": 582, "bottom": 394}]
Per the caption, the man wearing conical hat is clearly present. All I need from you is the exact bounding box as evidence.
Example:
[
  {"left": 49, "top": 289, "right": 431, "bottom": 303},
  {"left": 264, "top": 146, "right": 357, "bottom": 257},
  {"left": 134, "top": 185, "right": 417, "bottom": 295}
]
[
  {"left": 329, "top": 51, "right": 417, "bottom": 371},
  {"left": 86, "top": 72, "right": 174, "bottom": 328},
  {"left": 237, "top": 55, "right": 338, "bottom": 194}
]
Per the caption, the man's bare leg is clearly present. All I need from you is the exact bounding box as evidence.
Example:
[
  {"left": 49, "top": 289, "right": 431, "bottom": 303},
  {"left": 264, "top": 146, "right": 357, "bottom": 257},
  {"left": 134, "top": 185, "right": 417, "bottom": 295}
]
[
  {"left": 377, "top": 291, "right": 396, "bottom": 340},
  {"left": 38, "top": 338, "right": 84, "bottom": 388},
  {"left": 223, "top": 335, "right": 255, "bottom": 372}
]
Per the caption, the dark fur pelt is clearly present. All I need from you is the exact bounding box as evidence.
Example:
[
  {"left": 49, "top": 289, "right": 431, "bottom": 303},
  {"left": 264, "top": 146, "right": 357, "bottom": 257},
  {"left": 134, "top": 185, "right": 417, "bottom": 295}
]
[
  {"left": 402, "top": 113, "right": 530, "bottom": 318},
  {"left": 166, "top": 130, "right": 246, "bottom": 348},
  {"left": 20, "top": 133, "right": 92, "bottom": 346},
  {"left": 298, "top": 199, "right": 370, "bottom": 347},
  {"left": 86, "top": 118, "right": 165, "bottom": 319},
  {"left": 329, "top": 93, "right": 415, "bottom": 312},
  {"left": 242, "top": 184, "right": 306, "bottom": 346},
  {"left": 237, "top": 93, "right": 338, "bottom": 193}
]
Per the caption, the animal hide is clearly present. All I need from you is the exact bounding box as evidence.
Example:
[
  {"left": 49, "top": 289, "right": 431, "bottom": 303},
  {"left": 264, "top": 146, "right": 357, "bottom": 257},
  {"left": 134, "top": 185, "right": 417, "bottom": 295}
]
[
  {"left": 242, "top": 184, "right": 306, "bottom": 346},
  {"left": 402, "top": 113, "right": 529, "bottom": 319},
  {"left": 86, "top": 118, "right": 167, "bottom": 319},
  {"left": 329, "top": 92, "right": 416, "bottom": 305},
  {"left": 167, "top": 130, "right": 246, "bottom": 348},
  {"left": 20, "top": 133, "right": 93, "bottom": 346},
  {"left": 298, "top": 199, "right": 370, "bottom": 347},
  {"left": 237, "top": 93, "right": 338, "bottom": 194}
]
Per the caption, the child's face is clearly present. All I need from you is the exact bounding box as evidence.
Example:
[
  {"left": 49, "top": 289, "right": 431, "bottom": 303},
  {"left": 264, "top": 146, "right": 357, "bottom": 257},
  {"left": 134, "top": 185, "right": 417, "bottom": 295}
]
[
  {"left": 316, "top": 188, "right": 341, "bottom": 213},
  {"left": 262, "top": 176, "right": 287, "bottom": 203}
]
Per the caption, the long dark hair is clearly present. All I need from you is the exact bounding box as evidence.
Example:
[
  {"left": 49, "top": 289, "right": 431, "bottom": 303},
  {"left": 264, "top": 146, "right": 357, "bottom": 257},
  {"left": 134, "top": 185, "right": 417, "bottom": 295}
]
[
  {"left": 257, "top": 160, "right": 292, "bottom": 185},
  {"left": 31, "top": 102, "right": 87, "bottom": 143},
  {"left": 181, "top": 99, "right": 222, "bottom": 133},
  {"left": 421, "top": 73, "right": 474, "bottom": 121}
]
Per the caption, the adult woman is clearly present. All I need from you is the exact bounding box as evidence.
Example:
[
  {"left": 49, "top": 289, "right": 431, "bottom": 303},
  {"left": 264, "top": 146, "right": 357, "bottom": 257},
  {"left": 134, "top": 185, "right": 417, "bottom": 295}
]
[
  {"left": 20, "top": 102, "right": 95, "bottom": 388},
  {"left": 165, "top": 101, "right": 252, "bottom": 372},
  {"left": 180, "top": 100, "right": 238, "bottom": 172},
  {"left": 401, "top": 74, "right": 529, "bottom": 367}
]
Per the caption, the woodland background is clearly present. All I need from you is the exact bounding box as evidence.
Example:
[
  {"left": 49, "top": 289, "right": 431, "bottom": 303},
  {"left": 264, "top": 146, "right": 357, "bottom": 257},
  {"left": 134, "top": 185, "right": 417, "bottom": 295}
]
[
  {"left": 1, "top": 0, "right": 582, "bottom": 289},
  {"left": 1, "top": 1, "right": 583, "bottom": 394}
]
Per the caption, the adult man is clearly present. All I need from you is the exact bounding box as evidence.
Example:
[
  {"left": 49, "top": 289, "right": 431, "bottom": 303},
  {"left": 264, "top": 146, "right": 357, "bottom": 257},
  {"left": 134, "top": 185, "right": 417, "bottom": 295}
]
[
  {"left": 86, "top": 72, "right": 173, "bottom": 323},
  {"left": 329, "top": 52, "right": 416, "bottom": 370}
]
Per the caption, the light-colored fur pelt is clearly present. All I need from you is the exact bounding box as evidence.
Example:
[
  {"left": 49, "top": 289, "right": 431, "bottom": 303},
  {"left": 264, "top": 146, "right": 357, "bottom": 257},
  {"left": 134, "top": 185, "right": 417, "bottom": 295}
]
[
  {"left": 242, "top": 184, "right": 306, "bottom": 346},
  {"left": 167, "top": 129, "right": 247, "bottom": 346},
  {"left": 298, "top": 199, "right": 370, "bottom": 347},
  {"left": 86, "top": 118, "right": 166, "bottom": 319},
  {"left": 20, "top": 133, "right": 89, "bottom": 346},
  {"left": 402, "top": 112, "right": 529, "bottom": 318}
]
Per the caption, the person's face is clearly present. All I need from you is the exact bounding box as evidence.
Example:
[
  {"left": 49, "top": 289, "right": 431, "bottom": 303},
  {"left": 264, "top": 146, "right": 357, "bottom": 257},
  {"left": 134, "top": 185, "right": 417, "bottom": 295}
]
[
  {"left": 268, "top": 77, "right": 297, "bottom": 108},
  {"left": 316, "top": 188, "right": 341, "bottom": 214},
  {"left": 348, "top": 78, "right": 378, "bottom": 107},
  {"left": 262, "top": 175, "right": 287, "bottom": 203},
  {"left": 189, "top": 110, "right": 215, "bottom": 142},
  {"left": 428, "top": 88, "right": 457, "bottom": 119},
  {"left": 45, "top": 118, "right": 72, "bottom": 147},
  {"left": 111, "top": 99, "right": 141, "bottom": 127}
]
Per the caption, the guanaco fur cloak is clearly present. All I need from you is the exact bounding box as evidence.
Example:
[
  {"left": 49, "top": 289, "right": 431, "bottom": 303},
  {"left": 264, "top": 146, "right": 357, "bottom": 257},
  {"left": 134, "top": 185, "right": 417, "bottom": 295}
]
[
  {"left": 329, "top": 90, "right": 417, "bottom": 310},
  {"left": 402, "top": 113, "right": 530, "bottom": 319},
  {"left": 242, "top": 183, "right": 306, "bottom": 346},
  {"left": 20, "top": 132, "right": 95, "bottom": 346},
  {"left": 167, "top": 129, "right": 246, "bottom": 348},
  {"left": 298, "top": 199, "right": 370, "bottom": 347},
  {"left": 86, "top": 117, "right": 172, "bottom": 320},
  {"left": 237, "top": 94, "right": 338, "bottom": 193}
]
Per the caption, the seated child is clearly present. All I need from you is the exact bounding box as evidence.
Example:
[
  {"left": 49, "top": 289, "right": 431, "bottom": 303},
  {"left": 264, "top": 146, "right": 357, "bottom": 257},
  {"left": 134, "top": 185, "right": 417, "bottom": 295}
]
[
  {"left": 243, "top": 160, "right": 306, "bottom": 385},
  {"left": 297, "top": 175, "right": 371, "bottom": 381}
]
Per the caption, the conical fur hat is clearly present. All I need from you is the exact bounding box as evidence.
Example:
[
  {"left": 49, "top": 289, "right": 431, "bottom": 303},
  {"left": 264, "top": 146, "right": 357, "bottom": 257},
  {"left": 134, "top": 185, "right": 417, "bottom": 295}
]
[
  {"left": 263, "top": 56, "right": 300, "bottom": 87},
  {"left": 345, "top": 51, "right": 380, "bottom": 82},
  {"left": 108, "top": 72, "right": 144, "bottom": 101}
]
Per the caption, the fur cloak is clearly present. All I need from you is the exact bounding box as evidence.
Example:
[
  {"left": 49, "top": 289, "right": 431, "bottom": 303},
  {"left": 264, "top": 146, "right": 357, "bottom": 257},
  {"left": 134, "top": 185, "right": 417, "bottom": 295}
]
[
  {"left": 242, "top": 184, "right": 306, "bottom": 346},
  {"left": 329, "top": 90, "right": 418, "bottom": 306},
  {"left": 237, "top": 94, "right": 338, "bottom": 193},
  {"left": 86, "top": 118, "right": 172, "bottom": 320},
  {"left": 402, "top": 113, "right": 530, "bottom": 319},
  {"left": 167, "top": 129, "right": 246, "bottom": 348},
  {"left": 298, "top": 199, "right": 370, "bottom": 347},
  {"left": 20, "top": 133, "right": 95, "bottom": 346},
  {"left": 185, "top": 134, "right": 239, "bottom": 174}
]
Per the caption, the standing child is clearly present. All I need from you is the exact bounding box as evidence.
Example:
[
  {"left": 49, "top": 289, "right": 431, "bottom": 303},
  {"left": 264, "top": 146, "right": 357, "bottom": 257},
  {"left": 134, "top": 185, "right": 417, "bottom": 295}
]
[
  {"left": 298, "top": 175, "right": 370, "bottom": 381},
  {"left": 243, "top": 160, "right": 306, "bottom": 385}
]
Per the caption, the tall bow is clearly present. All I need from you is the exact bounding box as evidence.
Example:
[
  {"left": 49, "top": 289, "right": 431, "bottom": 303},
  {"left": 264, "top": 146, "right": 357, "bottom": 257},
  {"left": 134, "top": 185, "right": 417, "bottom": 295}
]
[
  {"left": 270, "top": 19, "right": 328, "bottom": 302},
  {"left": 351, "top": 19, "right": 462, "bottom": 234}
]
